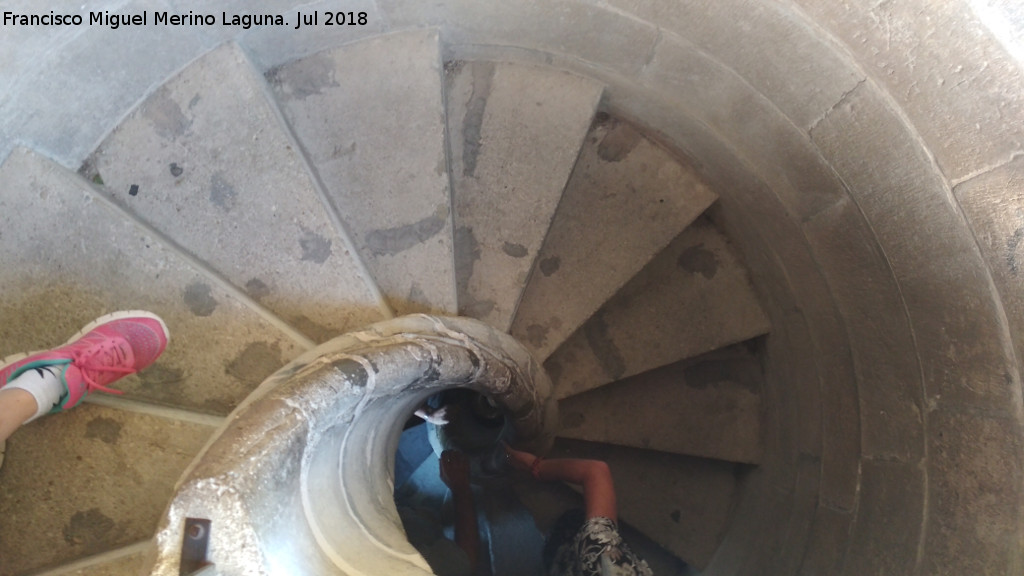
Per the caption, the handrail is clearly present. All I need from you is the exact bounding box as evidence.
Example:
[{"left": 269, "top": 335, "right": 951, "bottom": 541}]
[{"left": 145, "top": 315, "right": 557, "bottom": 575}]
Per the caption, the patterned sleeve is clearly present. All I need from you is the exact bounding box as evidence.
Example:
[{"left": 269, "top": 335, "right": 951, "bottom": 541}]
[{"left": 554, "top": 516, "right": 654, "bottom": 576}]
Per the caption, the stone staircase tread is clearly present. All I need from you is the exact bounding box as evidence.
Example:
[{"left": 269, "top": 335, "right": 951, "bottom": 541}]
[
  {"left": 446, "top": 60, "right": 604, "bottom": 330},
  {"left": 546, "top": 439, "right": 741, "bottom": 571},
  {"left": 511, "top": 115, "right": 718, "bottom": 360},
  {"left": 81, "top": 42, "right": 386, "bottom": 343},
  {"left": 557, "top": 345, "right": 764, "bottom": 464},
  {"left": 545, "top": 216, "right": 771, "bottom": 399},
  {"left": 0, "top": 148, "right": 308, "bottom": 415},
  {"left": 30, "top": 542, "right": 150, "bottom": 576},
  {"left": 0, "top": 403, "right": 213, "bottom": 575},
  {"left": 267, "top": 29, "right": 458, "bottom": 317}
]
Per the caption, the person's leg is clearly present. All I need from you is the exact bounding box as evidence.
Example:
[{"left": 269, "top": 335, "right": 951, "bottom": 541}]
[
  {"left": 0, "top": 311, "right": 170, "bottom": 465},
  {"left": 0, "top": 388, "right": 38, "bottom": 444}
]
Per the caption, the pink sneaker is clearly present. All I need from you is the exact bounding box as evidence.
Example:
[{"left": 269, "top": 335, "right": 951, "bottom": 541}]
[{"left": 0, "top": 311, "right": 170, "bottom": 413}]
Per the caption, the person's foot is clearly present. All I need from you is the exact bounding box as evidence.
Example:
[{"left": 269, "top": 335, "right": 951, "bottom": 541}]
[{"left": 0, "top": 311, "right": 170, "bottom": 413}]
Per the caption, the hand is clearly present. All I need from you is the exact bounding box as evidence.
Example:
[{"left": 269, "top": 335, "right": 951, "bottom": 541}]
[
  {"left": 503, "top": 442, "right": 538, "bottom": 473},
  {"left": 415, "top": 405, "right": 452, "bottom": 426},
  {"left": 440, "top": 449, "right": 472, "bottom": 492}
]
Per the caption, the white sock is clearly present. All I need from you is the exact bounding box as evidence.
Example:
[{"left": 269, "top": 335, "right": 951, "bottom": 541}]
[{"left": 5, "top": 365, "right": 65, "bottom": 422}]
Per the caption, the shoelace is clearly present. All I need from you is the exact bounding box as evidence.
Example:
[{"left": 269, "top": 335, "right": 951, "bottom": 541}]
[{"left": 71, "top": 339, "right": 135, "bottom": 395}]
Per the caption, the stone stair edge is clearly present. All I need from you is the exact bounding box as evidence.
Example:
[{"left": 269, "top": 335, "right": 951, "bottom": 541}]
[{"left": 6, "top": 146, "right": 318, "bottom": 353}]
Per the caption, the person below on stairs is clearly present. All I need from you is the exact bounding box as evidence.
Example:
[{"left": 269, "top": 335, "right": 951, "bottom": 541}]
[
  {"left": 503, "top": 443, "right": 654, "bottom": 576},
  {"left": 398, "top": 448, "right": 483, "bottom": 576},
  {"left": 0, "top": 311, "right": 170, "bottom": 471}
]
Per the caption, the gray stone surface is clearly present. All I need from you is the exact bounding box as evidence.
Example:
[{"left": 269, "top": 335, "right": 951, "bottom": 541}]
[
  {"left": 0, "top": 403, "right": 213, "bottom": 575},
  {"left": 548, "top": 439, "right": 740, "bottom": 570},
  {"left": 608, "top": 0, "right": 863, "bottom": 131},
  {"left": 83, "top": 42, "right": 386, "bottom": 343},
  {"left": 268, "top": 29, "right": 457, "bottom": 317},
  {"left": 924, "top": 408, "right": 1024, "bottom": 574},
  {"left": 544, "top": 216, "right": 769, "bottom": 399},
  {"left": 379, "top": 0, "right": 659, "bottom": 77},
  {"left": 236, "top": 0, "right": 387, "bottom": 70},
  {"left": 557, "top": 346, "right": 763, "bottom": 464},
  {"left": 638, "top": 32, "right": 853, "bottom": 223},
  {"left": 0, "top": 0, "right": 217, "bottom": 166},
  {"left": 812, "top": 81, "right": 1020, "bottom": 414},
  {"left": 511, "top": 115, "right": 717, "bottom": 360},
  {"left": 0, "top": 149, "right": 307, "bottom": 414},
  {"left": 446, "top": 60, "right": 602, "bottom": 330},
  {"left": 840, "top": 460, "right": 924, "bottom": 576},
  {"left": 796, "top": 0, "right": 1024, "bottom": 182},
  {"left": 803, "top": 198, "right": 925, "bottom": 463},
  {"left": 954, "top": 156, "right": 1024, "bottom": 385}
]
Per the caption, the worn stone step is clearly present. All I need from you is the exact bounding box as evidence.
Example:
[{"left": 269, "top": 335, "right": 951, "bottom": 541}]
[
  {"left": 510, "top": 114, "right": 718, "bottom": 360},
  {"left": 557, "top": 344, "right": 764, "bottom": 464},
  {"left": 81, "top": 42, "right": 386, "bottom": 343},
  {"left": 543, "top": 439, "right": 742, "bottom": 571},
  {"left": 545, "top": 216, "right": 770, "bottom": 399},
  {"left": 268, "top": 29, "right": 457, "bottom": 317},
  {"left": 446, "top": 60, "right": 603, "bottom": 330},
  {"left": 0, "top": 148, "right": 308, "bottom": 414},
  {"left": 30, "top": 542, "right": 150, "bottom": 576},
  {"left": 0, "top": 403, "right": 215, "bottom": 575}
]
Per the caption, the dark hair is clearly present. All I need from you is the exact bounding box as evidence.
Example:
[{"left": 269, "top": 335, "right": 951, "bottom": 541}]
[{"left": 542, "top": 508, "right": 586, "bottom": 570}]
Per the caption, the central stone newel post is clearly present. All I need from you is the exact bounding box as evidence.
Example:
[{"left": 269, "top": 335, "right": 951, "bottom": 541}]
[{"left": 147, "top": 315, "right": 557, "bottom": 576}]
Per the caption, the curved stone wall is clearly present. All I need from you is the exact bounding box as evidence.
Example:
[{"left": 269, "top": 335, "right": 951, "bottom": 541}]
[{"left": 2, "top": 1, "right": 1021, "bottom": 574}]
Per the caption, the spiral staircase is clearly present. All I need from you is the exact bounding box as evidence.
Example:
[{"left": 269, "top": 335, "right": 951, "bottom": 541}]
[{"left": 2, "top": 1, "right": 1023, "bottom": 575}]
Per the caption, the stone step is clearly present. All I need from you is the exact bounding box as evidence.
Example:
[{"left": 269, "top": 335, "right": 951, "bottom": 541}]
[
  {"left": 0, "top": 403, "right": 215, "bottom": 575},
  {"left": 267, "top": 29, "right": 457, "bottom": 317},
  {"left": 510, "top": 114, "right": 718, "bottom": 360},
  {"left": 80, "top": 42, "right": 386, "bottom": 344},
  {"left": 544, "top": 439, "right": 742, "bottom": 571},
  {"left": 545, "top": 216, "right": 770, "bottom": 399},
  {"left": 30, "top": 542, "right": 150, "bottom": 576},
  {"left": 0, "top": 148, "right": 308, "bottom": 414},
  {"left": 557, "top": 344, "right": 764, "bottom": 464},
  {"left": 446, "top": 60, "right": 603, "bottom": 330}
]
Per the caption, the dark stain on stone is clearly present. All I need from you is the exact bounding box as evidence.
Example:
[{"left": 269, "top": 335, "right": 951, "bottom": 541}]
[
  {"left": 455, "top": 226, "right": 481, "bottom": 302},
  {"left": 128, "top": 184, "right": 139, "bottom": 197},
  {"left": 245, "top": 278, "right": 271, "bottom": 301},
  {"left": 184, "top": 282, "right": 218, "bottom": 317},
  {"left": 227, "top": 342, "right": 284, "bottom": 387},
  {"left": 1006, "top": 226, "right": 1023, "bottom": 276},
  {"left": 92, "top": 173, "right": 104, "bottom": 185},
  {"left": 169, "top": 162, "right": 184, "bottom": 177},
  {"left": 462, "top": 61, "right": 496, "bottom": 178},
  {"left": 677, "top": 243, "right": 719, "bottom": 279},
  {"left": 365, "top": 205, "right": 447, "bottom": 256},
  {"left": 290, "top": 314, "right": 333, "bottom": 343},
  {"left": 539, "top": 256, "right": 561, "bottom": 277},
  {"left": 584, "top": 313, "right": 627, "bottom": 381},
  {"left": 561, "top": 411, "right": 585, "bottom": 429},
  {"left": 671, "top": 510, "right": 682, "bottom": 523},
  {"left": 407, "top": 282, "right": 428, "bottom": 309},
  {"left": 85, "top": 417, "right": 122, "bottom": 444},
  {"left": 64, "top": 508, "right": 116, "bottom": 549},
  {"left": 265, "top": 53, "right": 340, "bottom": 99},
  {"left": 331, "top": 358, "right": 370, "bottom": 387},
  {"left": 597, "top": 121, "right": 643, "bottom": 163},
  {"left": 200, "top": 396, "right": 235, "bottom": 415},
  {"left": 461, "top": 298, "right": 496, "bottom": 319},
  {"left": 502, "top": 242, "right": 528, "bottom": 258},
  {"left": 525, "top": 324, "right": 549, "bottom": 349},
  {"left": 144, "top": 89, "right": 191, "bottom": 139},
  {"left": 188, "top": 94, "right": 201, "bottom": 109},
  {"left": 332, "top": 142, "right": 356, "bottom": 159},
  {"left": 299, "top": 226, "right": 332, "bottom": 264},
  {"left": 210, "top": 173, "right": 237, "bottom": 212},
  {"left": 138, "top": 363, "right": 185, "bottom": 388},
  {"left": 544, "top": 357, "right": 563, "bottom": 383}
]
